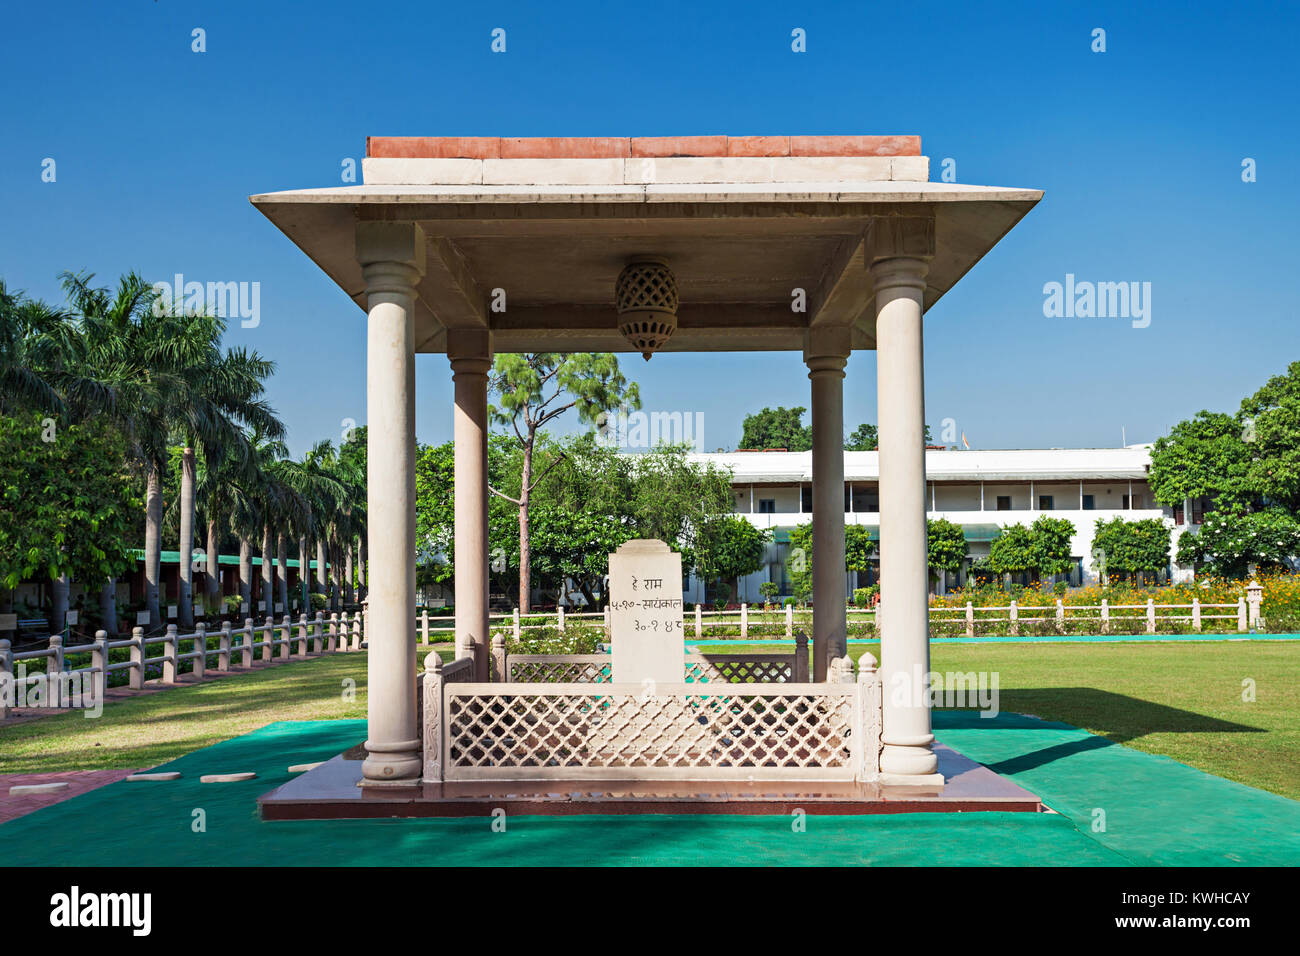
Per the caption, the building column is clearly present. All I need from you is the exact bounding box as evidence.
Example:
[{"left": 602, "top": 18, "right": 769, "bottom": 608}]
[
  {"left": 357, "top": 222, "right": 424, "bottom": 786},
  {"left": 869, "top": 215, "right": 944, "bottom": 787},
  {"left": 805, "top": 328, "right": 849, "bottom": 681},
  {"left": 449, "top": 330, "right": 493, "bottom": 681}
]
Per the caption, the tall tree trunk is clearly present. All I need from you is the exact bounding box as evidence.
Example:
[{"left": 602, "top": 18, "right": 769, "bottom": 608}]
[
  {"left": 344, "top": 542, "right": 354, "bottom": 605},
  {"left": 356, "top": 536, "right": 367, "bottom": 600},
  {"left": 100, "top": 578, "right": 119, "bottom": 635},
  {"left": 144, "top": 464, "right": 163, "bottom": 628},
  {"left": 331, "top": 541, "right": 342, "bottom": 610},
  {"left": 518, "top": 442, "right": 533, "bottom": 613},
  {"left": 261, "top": 525, "right": 274, "bottom": 614},
  {"left": 315, "top": 537, "right": 327, "bottom": 594},
  {"left": 49, "top": 573, "right": 70, "bottom": 637},
  {"left": 277, "top": 533, "right": 289, "bottom": 613},
  {"left": 205, "top": 517, "right": 221, "bottom": 616},
  {"left": 178, "top": 445, "right": 196, "bottom": 628},
  {"left": 298, "top": 536, "right": 310, "bottom": 611},
  {"left": 238, "top": 537, "right": 252, "bottom": 615}
]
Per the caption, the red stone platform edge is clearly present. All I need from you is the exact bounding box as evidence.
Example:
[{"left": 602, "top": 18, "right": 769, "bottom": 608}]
[{"left": 258, "top": 743, "right": 1042, "bottom": 820}]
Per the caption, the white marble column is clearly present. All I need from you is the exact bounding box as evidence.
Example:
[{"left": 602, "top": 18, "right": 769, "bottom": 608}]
[
  {"left": 357, "top": 222, "right": 424, "bottom": 786},
  {"left": 449, "top": 330, "right": 492, "bottom": 682},
  {"left": 869, "top": 215, "right": 944, "bottom": 787},
  {"left": 805, "top": 328, "right": 850, "bottom": 682}
]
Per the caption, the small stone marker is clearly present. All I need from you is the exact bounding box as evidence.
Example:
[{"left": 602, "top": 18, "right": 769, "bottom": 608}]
[
  {"left": 167, "top": 605, "right": 177, "bottom": 619},
  {"left": 609, "top": 539, "right": 684, "bottom": 685},
  {"left": 200, "top": 772, "right": 257, "bottom": 783},
  {"left": 10, "top": 782, "right": 70, "bottom": 795},
  {"left": 126, "top": 772, "right": 181, "bottom": 782},
  {"left": 136, "top": 611, "right": 150, "bottom": 625},
  {"left": 66, "top": 610, "right": 79, "bottom": 625},
  {"left": 287, "top": 762, "right": 323, "bottom": 773}
]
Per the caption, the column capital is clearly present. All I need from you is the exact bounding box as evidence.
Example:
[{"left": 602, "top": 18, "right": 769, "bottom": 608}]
[
  {"left": 803, "top": 326, "right": 851, "bottom": 372},
  {"left": 865, "top": 215, "right": 936, "bottom": 263},
  {"left": 447, "top": 329, "right": 494, "bottom": 372},
  {"left": 357, "top": 221, "right": 426, "bottom": 296}
]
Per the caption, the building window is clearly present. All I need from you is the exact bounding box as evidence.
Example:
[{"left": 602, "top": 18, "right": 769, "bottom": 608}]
[
  {"left": 1082, "top": 494, "right": 1095, "bottom": 510},
  {"left": 758, "top": 499, "right": 776, "bottom": 514},
  {"left": 996, "top": 495, "right": 1011, "bottom": 511},
  {"left": 1038, "top": 495, "right": 1054, "bottom": 511},
  {"left": 801, "top": 487, "right": 812, "bottom": 512}
]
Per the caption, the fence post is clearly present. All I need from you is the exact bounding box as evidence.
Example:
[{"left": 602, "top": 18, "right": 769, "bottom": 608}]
[
  {"left": 0, "top": 639, "right": 12, "bottom": 719},
  {"left": 1237, "top": 596, "right": 1247, "bottom": 632},
  {"left": 91, "top": 630, "right": 108, "bottom": 706},
  {"left": 218, "top": 622, "right": 232, "bottom": 671},
  {"left": 351, "top": 612, "right": 362, "bottom": 651},
  {"left": 261, "top": 615, "right": 274, "bottom": 662},
  {"left": 421, "top": 609, "right": 429, "bottom": 644},
  {"left": 47, "top": 635, "right": 65, "bottom": 706},
  {"left": 162, "top": 625, "right": 178, "bottom": 683},
  {"left": 130, "top": 627, "right": 145, "bottom": 689},
  {"left": 329, "top": 612, "right": 340, "bottom": 652},
  {"left": 492, "top": 633, "right": 507, "bottom": 683},
  {"left": 604, "top": 605, "right": 612, "bottom": 638},
  {"left": 740, "top": 603, "right": 748, "bottom": 639},
  {"left": 512, "top": 608, "right": 521, "bottom": 642},
  {"left": 1009, "top": 600, "right": 1018, "bottom": 637},
  {"left": 557, "top": 606, "right": 565, "bottom": 632},
  {"left": 1146, "top": 598, "right": 1155, "bottom": 635},
  {"left": 965, "top": 601, "right": 974, "bottom": 638},
  {"left": 1100, "top": 599, "right": 1110, "bottom": 635},
  {"left": 422, "top": 654, "right": 444, "bottom": 782},
  {"left": 277, "top": 614, "right": 290, "bottom": 660},
  {"left": 697, "top": 604, "right": 705, "bottom": 638},
  {"left": 297, "top": 614, "right": 309, "bottom": 656},
  {"left": 193, "top": 622, "right": 207, "bottom": 680},
  {"left": 785, "top": 602, "right": 793, "bottom": 640},
  {"left": 1055, "top": 599, "right": 1065, "bottom": 635},
  {"left": 313, "top": 611, "right": 324, "bottom": 654},
  {"left": 0, "top": 639, "right": 11, "bottom": 720},
  {"left": 242, "top": 618, "right": 254, "bottom": 668},
  {"left": 1191, "top": 598, "right": 1202, "bottom": 632},
  {"left": 794, "top": 630, "right": 809, "bottom": 682},
  {"left": 1246, "top": 580, "right": 1263, "bottom": 630}
]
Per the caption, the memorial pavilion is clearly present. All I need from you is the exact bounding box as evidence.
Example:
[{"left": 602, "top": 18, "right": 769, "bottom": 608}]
[{"left": 251, "top": 135, "right": 1042, "bottom": 812}]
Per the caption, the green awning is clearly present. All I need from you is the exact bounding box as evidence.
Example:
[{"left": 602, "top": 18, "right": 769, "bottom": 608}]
[{"left": 128, "top": 549, "right": 326, "bottom": 569}]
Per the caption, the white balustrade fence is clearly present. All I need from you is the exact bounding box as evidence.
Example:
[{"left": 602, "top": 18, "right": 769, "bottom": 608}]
[{"left": 0, "top": 610, "right": 364, "bottom": 719}]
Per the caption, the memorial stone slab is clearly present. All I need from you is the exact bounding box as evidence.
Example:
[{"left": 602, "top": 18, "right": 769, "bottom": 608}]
[{"left": 609, "top": 539, "right": 683, "bottom": 685}]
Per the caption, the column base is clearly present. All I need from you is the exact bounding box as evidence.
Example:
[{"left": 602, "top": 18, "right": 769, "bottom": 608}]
[
  {"left": 879, "top": 771, "right": 946, "bottom": 789},
  {"left": 359, "top": 739, "right": 423, "bottom": 787}
]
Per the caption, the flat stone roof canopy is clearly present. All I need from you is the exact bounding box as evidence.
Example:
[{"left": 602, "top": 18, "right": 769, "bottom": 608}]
[{"left": 251, "top": 135, "right": 1042, "bottom": 353}]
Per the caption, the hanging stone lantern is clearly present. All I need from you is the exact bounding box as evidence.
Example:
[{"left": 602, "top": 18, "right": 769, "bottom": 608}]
[{"left": 615, "top": 256, "right": 678, "bottom": 360}]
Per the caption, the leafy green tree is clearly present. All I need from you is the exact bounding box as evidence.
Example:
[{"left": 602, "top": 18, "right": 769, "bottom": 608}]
[
  {"left": 786, "top": 523, "right": 875, "bottom": 600},
  {"left": 693, "top": 515, "right": 771, "bottom": 600},
  {"left": 1149, "top": 411, "right": 1255, "bottom": 514},
  {"left": 488, "top": 353, "right": 640, "bottom": 612},
  {"left": 987, "top": 524, "right": 1036, "bottom": 580},
  {"left": 1239, "top": 361, "right": 1300, "bottom": 515},
  {"left": 844, "top": 423, "right": 878, "bottom": 451},
  {"left": 740, "top": 406, "right": 812, "bottom": 451},
  {"left": 1175, "top": 510, "right": 1300, "bottom": 579},
  {"left": 1030, "top": 515, "right": 1077, "bottom": 579},
  {"left": 0, "top": 414, "right": 138, "bottom": 630},
  {"left": 1092, "top": 516, "right": 1171, "bottom": 584},
  {"left": 927, "top": 517, "right": 968, "bottom": 575}
]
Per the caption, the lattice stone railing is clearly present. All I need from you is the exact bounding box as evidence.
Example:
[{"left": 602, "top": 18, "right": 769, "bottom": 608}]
[
  {"left": 506, "top": 654, "right": 611, "bottom": 684},
  {"left": 504, "top": 648, "right": 804, "bottom": 685},
  {"left": 428, "top": 669, "right": 880, "bottom": 782}
]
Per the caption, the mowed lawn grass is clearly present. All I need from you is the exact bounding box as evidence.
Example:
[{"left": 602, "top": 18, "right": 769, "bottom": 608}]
[{"left": 3, "top": 641, "right": 1297, "bottom": 801}]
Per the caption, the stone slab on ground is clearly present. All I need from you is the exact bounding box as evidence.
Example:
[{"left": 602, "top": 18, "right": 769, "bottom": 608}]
[{"left": 0, "top": 769, "right": 138, "bottom": 824}]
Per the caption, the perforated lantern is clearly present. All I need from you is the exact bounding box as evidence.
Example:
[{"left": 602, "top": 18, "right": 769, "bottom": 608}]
[{"left": 615, "top": 257, "right": 678, "bottom": 360}]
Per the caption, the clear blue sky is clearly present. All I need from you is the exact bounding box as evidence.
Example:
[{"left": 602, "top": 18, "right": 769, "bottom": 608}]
[{"left": 3, "top": 0, "right": 1296, "bottom": 457}]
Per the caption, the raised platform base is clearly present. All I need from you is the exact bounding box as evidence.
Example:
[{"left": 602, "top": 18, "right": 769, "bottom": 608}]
[{"left": 258, "top": 743, "right": 1042, "bottom": 819}]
